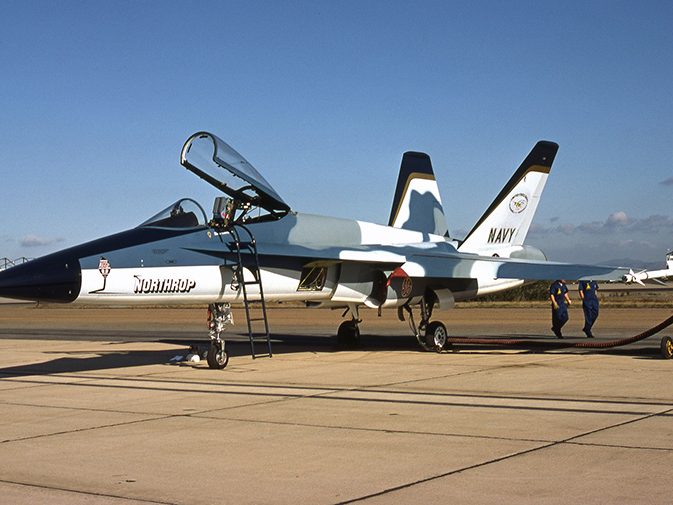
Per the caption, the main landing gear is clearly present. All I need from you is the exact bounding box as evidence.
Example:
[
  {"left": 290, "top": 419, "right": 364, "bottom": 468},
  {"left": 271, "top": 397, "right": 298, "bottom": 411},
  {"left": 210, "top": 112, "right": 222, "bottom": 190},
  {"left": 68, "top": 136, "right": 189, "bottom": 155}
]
[
  {"left": 206, "top": 303, "right": 233, "bottom": 369},
  {"left": 336, "top": 298, "right": 449, "bottom": 352},
  {"left": 337, "top": 304, "right": 361, "bottom": 346},
  {"left": 400, "top": 297, "right": 449, "bottom": 352},
  {"left": 424, "top": 321, "right": 449, "bottom": 352}
]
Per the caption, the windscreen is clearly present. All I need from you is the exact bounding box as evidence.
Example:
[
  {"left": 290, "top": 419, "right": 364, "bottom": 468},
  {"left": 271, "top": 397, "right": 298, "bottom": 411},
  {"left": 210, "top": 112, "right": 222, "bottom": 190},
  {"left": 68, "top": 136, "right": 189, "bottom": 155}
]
[{"left": 138, "top": 198, "right": 208, "bottom": 228}]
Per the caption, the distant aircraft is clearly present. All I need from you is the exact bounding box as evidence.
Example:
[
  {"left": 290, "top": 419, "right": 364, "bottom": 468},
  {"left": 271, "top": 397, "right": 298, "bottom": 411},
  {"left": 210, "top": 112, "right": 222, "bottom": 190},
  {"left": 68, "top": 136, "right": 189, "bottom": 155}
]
[
  {"left": 621, "top": 251, "right": 673, "bottom": 285},
  {"left": 0, "top": 132, "right": 643, "bottom": 368}
]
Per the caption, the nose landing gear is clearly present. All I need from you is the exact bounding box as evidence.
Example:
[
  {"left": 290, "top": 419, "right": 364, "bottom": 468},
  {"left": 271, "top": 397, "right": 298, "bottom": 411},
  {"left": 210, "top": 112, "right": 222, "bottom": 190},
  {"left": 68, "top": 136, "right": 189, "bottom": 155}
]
[{"left": 206, "top": 303, "right": 233, "bottom": 369}]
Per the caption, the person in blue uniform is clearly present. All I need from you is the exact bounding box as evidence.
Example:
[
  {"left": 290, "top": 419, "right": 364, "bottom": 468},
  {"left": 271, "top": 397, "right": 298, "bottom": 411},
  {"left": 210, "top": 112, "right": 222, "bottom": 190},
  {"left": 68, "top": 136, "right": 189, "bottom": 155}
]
[
  {"left": 549, "top": 279, "right": 571, "bottom": 338},
  {"left": 578, "top": 280, "right": 599, "bottom": 338}
]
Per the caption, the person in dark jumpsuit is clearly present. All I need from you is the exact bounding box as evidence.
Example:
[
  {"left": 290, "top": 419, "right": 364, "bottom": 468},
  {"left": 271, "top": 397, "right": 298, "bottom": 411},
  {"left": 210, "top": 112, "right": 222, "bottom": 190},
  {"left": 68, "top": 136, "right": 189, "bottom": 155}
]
[
  {"left": 578, "top": 280, "right": 599, "bottom": 338},
  {"left": 549, "top": 279, "right": 571, "bottom": 338}
]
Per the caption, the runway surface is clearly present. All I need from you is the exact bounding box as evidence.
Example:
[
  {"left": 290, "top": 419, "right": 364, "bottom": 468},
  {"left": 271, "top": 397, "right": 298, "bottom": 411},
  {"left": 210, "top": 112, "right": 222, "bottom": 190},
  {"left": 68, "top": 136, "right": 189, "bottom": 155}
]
[{"left": 1, "top": 304, "right": 672, "bottom": 504}]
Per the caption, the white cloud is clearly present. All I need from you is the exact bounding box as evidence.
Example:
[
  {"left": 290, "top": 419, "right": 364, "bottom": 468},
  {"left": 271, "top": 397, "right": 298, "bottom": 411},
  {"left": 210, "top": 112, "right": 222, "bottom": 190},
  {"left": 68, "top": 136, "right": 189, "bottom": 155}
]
[
  {"left": 532, "top": 213, "right": 673, "bottom": 236},
  {"left": 20, "top": 235, "right": 64, "bottom": 248},
  {"left": 528, "top": 213, "right": 673, "bottom": 264},
  {"left": 606, "top": 211, "right": 629, "bottom": 226}
]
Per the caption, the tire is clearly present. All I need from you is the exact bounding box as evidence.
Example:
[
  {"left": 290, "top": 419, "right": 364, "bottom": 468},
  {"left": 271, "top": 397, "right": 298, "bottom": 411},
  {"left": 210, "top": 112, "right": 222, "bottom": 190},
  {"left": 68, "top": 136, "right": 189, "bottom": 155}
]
[
  {"left": 207, "top": 342, "right": 229, "bottom": 369},
  {"left": 660, "top": 336, "right": 673, "bottom": 360},
  {"left": 337, "top": 320, "right": 360, "bottom": 346},
  {"left": 424, "top": 321, "right": 448, "bottom": 352}
]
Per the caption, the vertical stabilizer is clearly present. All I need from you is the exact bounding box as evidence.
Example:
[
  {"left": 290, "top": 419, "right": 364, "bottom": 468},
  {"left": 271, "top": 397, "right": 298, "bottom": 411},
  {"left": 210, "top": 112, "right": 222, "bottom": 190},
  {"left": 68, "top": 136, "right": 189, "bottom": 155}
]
[
  {"left": 458, "top": 141, "right": 559, "bottom": 254},
  {"left": 388, "top": 151, "right": 449, "bottom": 236}
]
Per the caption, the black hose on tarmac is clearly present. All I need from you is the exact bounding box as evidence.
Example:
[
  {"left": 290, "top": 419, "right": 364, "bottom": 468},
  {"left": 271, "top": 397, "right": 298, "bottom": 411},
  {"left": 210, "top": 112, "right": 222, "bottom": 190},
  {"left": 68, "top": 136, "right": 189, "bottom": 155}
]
[{"left": 444, "top": 313, "right": 673, "bottom": 350}]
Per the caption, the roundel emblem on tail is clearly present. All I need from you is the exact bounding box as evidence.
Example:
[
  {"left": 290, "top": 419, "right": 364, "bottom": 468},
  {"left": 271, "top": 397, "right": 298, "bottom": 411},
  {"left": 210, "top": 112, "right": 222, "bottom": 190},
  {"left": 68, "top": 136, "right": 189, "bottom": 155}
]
[{"left": 509, "top": 193, "right": 528, "bottom": 214}]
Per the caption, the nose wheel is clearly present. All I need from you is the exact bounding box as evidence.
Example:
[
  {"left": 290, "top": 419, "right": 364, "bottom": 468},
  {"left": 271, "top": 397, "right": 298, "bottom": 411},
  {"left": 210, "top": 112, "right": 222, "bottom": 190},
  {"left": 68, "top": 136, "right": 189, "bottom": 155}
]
[
  {"left": 207, "top": 341, "right": 229, "bottom": 369},
  {"left": 206, "top": 303, "right": 233, "bottom": 369}
]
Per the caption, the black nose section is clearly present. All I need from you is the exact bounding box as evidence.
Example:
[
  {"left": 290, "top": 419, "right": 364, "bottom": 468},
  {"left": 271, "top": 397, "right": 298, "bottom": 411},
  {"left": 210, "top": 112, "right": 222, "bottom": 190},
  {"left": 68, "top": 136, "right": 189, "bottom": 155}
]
[{"left": 0, "top": 253, "right": 81, "bottom": 303}]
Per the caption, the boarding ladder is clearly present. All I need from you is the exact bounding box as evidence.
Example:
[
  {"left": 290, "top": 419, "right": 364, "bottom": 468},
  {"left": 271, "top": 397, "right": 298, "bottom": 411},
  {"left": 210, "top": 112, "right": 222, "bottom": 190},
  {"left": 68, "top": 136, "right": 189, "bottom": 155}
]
[{"left": 229, "top": 224, "right": 272, "bottom": 359}]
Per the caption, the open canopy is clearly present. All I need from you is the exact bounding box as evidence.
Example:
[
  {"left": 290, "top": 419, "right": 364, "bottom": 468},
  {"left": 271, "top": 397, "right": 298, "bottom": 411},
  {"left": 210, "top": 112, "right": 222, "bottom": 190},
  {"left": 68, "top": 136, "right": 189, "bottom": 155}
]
[{"left": 180, "top": 132, "right": 290, "bottom": 217}]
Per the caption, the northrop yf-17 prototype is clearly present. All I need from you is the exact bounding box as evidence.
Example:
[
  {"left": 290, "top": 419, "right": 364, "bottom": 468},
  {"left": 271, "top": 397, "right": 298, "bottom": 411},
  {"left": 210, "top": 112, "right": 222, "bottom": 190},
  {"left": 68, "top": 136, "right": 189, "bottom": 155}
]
[{"left": 0, "top": 132, "right": 648, "bottom": 367}]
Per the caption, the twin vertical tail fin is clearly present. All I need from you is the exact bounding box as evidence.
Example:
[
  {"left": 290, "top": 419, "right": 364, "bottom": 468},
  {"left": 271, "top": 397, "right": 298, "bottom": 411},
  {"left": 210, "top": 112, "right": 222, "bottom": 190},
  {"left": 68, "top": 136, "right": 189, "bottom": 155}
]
[
  {"left": 458, "top": 141, "right": 559, "bottom": 254},
  {"left": 388, "top": 151, "right": 449, "bottom": 237}
]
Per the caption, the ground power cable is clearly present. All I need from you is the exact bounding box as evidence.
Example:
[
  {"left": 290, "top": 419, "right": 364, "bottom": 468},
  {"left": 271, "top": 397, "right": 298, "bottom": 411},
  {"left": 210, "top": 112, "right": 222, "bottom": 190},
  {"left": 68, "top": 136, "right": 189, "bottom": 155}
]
[{"left": 443, "top": 313, "right": 673, "bottom": 352}]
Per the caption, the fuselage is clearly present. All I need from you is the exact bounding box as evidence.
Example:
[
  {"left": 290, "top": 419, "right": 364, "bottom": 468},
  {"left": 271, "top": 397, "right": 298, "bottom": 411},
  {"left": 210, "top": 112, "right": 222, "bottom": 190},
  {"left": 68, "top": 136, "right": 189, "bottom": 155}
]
[{"left": 0, "top": 207, "right": 533, "bottom": 307}]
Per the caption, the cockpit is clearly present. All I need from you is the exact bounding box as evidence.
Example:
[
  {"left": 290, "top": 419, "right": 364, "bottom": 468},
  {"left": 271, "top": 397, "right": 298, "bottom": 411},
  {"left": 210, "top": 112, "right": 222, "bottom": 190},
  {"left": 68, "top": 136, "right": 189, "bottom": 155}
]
[
  {"left": 138, "top": 198, "right": 208, "bottom": 229},
  {"left": 138, "top": 132, "right": 291, "bottom": 231}
]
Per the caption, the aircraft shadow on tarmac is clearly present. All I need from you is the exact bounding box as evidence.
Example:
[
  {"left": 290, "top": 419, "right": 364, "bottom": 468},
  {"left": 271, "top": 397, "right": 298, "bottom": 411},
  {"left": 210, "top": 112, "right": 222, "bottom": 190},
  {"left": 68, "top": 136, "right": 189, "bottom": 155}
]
[
  {"left": 0, "top": 348, "right": 180, "bottom": 378},
  {"left": 239, "top": 332, "right": 664, "bottom": 359},
  {"left": 0, "top": 333, "right": 663, "bottom": 378}
]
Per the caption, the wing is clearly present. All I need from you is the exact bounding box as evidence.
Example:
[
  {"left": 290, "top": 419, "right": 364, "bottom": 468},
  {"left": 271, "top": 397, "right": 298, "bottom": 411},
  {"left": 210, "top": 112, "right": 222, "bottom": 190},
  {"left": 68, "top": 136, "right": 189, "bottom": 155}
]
[{"left": 398, "top": 251, "right": 629, "bottom": 282}]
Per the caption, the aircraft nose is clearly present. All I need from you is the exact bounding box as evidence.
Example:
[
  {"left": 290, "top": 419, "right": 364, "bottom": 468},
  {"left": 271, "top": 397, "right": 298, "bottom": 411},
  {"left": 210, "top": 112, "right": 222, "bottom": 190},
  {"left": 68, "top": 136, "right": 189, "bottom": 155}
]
[{"left": 0, "top": 254, "right": 81, "bottom": 303}]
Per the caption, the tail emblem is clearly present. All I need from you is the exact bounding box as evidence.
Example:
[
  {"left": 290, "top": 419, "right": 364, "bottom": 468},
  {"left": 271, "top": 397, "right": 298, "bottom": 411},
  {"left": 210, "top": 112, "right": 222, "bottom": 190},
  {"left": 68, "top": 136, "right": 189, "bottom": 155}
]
[{"left": 509, "top": 193, "right": 528, "bottom": 214}]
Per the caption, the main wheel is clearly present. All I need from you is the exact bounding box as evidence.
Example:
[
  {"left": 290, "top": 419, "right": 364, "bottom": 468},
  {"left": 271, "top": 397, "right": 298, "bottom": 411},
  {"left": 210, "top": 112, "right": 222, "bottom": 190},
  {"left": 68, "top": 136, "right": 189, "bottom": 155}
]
[
  {"left": 207, "top": 342, "right": 229, "bottom": 369},
  {"left": 660, "top": 336, "right": 673, "bottom": 360},
  {"left": 424, "top": 321, "right": 448, "bottom": 352},
  {"left": 337, "top": 320, "right": 360, "bottom": 346}
]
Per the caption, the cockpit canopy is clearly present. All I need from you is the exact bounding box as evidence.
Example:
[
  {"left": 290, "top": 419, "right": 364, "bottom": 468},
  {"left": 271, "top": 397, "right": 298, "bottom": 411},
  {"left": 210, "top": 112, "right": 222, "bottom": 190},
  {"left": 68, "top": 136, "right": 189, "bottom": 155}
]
[
  {"left": 180, "top": 132, "right": 290, "bottom": 219},
  {"left": 138, "top": 198, "right": 208, "bottom": 229}
]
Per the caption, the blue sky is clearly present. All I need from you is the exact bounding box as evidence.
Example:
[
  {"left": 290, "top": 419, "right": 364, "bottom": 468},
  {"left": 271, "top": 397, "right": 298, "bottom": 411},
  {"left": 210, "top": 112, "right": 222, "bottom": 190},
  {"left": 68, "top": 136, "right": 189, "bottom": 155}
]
[{"left": 1, "top": 0, "right": 672, "bottom": 266}]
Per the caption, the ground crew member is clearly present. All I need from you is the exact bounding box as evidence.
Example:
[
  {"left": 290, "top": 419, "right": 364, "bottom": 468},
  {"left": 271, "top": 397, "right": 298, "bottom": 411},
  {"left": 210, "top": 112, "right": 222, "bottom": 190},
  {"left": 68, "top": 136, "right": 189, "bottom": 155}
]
[
  {"left": 549, "top": 279, "right": 571, "bottom": 338},
  {"left": 578, "top": 280, "right": 599, "bottom": 338}
]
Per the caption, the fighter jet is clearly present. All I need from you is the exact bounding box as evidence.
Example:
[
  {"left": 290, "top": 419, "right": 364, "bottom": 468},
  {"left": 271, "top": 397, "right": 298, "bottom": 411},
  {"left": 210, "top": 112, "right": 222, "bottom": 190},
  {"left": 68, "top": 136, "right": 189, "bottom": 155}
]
[{"left": 0, "top": 132, "right": 634, "bottom": 368}]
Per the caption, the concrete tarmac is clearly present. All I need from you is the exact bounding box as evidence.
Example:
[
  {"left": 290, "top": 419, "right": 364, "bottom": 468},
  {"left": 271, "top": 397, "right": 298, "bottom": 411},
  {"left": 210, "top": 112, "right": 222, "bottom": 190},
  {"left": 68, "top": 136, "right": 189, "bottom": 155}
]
[{"left": 1, "top": 305, "right": 672, "bottom": 504}]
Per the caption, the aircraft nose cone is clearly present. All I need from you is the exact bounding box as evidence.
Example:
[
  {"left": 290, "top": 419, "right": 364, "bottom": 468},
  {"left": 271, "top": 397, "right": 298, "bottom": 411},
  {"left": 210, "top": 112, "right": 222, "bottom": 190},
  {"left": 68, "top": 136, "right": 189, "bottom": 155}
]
[{"left": 0, "top": 254, "right": 81, "bottom": 303}]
